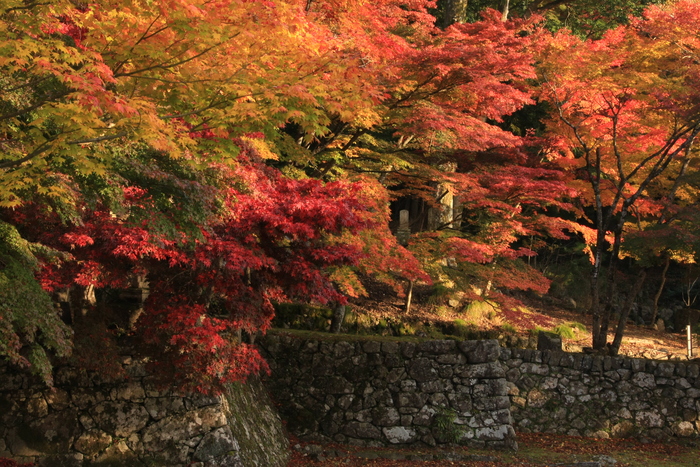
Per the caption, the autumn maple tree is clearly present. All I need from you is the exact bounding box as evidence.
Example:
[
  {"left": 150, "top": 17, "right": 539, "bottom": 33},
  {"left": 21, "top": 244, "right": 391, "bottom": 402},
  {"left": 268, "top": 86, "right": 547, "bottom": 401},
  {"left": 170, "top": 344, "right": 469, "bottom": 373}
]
[
  {"left": 538, "top": 0, "right": 700, "bottom": 351},
  {"left": 3, "top": 0, "right": 695, "bottom": 393}
]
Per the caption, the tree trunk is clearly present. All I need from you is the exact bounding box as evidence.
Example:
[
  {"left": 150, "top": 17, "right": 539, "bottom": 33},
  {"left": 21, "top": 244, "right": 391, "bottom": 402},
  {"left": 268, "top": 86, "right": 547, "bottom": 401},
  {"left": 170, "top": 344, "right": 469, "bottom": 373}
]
[
  {"left": 650, "top": 256, "right": 670, "bottom": 325},
  {"left": 501, "top": 0, "right": 510, "bottom": 21},
  {"left": 610, "top": 270, "right": 647, "bottom": 355},
  {"left": 405, "top": 280, "right": 415, "bottom": 314},
  {"left": 440, "top": 0, "right": 468, "bottom": 28},
  {"left": 590, "top": 229, "right": 607, "bottom": 349}
]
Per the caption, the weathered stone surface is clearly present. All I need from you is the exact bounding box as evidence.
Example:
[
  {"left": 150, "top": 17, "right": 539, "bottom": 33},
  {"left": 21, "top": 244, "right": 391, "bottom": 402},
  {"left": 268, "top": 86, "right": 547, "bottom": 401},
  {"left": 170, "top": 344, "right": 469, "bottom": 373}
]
[
  {"left": 631, "top": 372, "right": 656, "bottom": 389},
  {"left": 382, "top": 426, "right": 417, "bottom": 444},
  {"left": 536, "top": 332, "right": 562, "bottom": 352},
  {"left": 372, "top": 407, "right": 400, "bottom": 426},
  {"left": 263, "top": 333, "right": 700, "bottom": 452},
  {"left": 342, "top": 421, "right": 382, "bottom": 439},
  {"left": 112, "top": 382, "right": 146, "bottom": 401},
  {"left": 73, "top": 430, "right": 112, "bottom": 455},
  {"left": 408, "top": 358, "right": 438, "bottom": 382},
  {"left": 262, "top": 334, "right": 516, "bottom": 450},
  {"left": 45, "top": 389, "right": 70, "bottom": 411},
  {"left": 194, "top": 426, "right": 239, "bottom": 461},
  {"left": 0, "top": 362, "right": 289, "bottom": 467},
  {"left": 91, "top": 401, "right": 150, "bottom": 437},
  {"left": 141, "top": 405, "right": 227, "bottom": 451},
  {"left": 459, "top": 340, "right": 500, "bottom": 364},
  {"left": 503, "top": 345, "right": 700, "bottom": 440},
  {"left": 673, "top": 421, "right": 695, "bottom": 437},
  {"left": 144, "top": 396, "right": 186, "bottom": 420}
]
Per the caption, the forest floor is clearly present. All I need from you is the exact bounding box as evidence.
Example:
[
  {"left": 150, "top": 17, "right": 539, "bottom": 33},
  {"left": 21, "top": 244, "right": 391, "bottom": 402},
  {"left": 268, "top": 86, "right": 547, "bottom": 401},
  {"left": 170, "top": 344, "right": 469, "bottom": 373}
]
[{"left": 344, "top": 280, "right": 696, "bottom": 361}]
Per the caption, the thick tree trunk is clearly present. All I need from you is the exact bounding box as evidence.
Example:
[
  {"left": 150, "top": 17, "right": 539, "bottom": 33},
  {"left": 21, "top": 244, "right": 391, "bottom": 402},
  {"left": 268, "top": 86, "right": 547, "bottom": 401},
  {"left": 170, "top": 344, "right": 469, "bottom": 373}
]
[
  {"left": 610, "top": 270, "right": 647, "bottom": 355},
  {"left": 440, "top": 0, "right": 468, "bottom": 28}
]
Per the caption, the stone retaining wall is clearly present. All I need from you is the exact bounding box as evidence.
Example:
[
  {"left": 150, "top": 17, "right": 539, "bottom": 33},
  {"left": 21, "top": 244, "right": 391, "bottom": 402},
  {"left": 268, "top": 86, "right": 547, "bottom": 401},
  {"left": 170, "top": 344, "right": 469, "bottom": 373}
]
[
  {"left": 0, "top": 355, "right": 289, "bottom": 467},
  {"left": 260, "top": 334, "right": 517, "bottom": 450},
  {"left": 501, "top": 347, "right": 700, "bottom": 440}
]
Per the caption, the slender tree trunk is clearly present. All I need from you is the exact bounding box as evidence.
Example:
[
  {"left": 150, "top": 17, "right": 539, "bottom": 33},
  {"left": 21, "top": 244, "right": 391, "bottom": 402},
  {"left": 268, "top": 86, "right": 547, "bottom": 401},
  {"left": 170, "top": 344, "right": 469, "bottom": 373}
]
[
  {"left": 501, "top": 0, "right": 510, "bottom": 21},
  {"left": 405, "top": 280, "right": 414, "bottom": 315},
  {"left": 610, "top": 270, "right": 647, "bottom": 355},
  {"left": 650, "top": 256, "right": 670, "bottom": 325},
  {"left": 590, "top": 229, "right": 606, "bottom": 349}
]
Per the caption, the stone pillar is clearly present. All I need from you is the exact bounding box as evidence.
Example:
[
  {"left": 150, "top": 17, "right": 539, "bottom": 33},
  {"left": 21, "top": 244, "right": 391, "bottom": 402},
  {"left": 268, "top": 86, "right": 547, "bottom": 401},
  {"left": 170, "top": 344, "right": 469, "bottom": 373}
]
[{"left": 427, "top": 163, "right": 456, "bottom": 231}]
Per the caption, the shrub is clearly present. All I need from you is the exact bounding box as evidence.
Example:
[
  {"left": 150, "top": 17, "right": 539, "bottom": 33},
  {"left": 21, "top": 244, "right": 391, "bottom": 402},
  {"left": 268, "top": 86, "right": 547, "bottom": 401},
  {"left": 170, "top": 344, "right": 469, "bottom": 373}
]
[{"left": 552, "top": 324, "right": 575, "bottom": 339}]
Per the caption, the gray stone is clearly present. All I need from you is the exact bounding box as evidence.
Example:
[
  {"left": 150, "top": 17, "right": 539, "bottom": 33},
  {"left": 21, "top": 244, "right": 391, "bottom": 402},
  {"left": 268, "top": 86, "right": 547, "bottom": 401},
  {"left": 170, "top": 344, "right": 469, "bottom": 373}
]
[
  {"left": 408, "top": 358, "right": 438, "bottom": 382},
  {"left": 141, "top": 406, "right": 227, "bottom": 451},
  {"left": 91, "top": 401, "right": 151, "bottom": 437},
  {"left": 475, "top": 425, "right": 510, "bottom": 441},
  {"left": 459, "top": 340, "right": 500, "bottom": 364},
  {"left": 372, "top": 407, "right": 400, "bottom": 426},
  {"left": 334, "top": 341, "right": 356, "bottom": 359},
  {"left": 631, "top": 372, "right": 656, "bottom": 389},
  {"left": 456, "top": 362, "right": 505, "bottom": 379},
  {"left": 94, "top": 440, "right": 141, "bottom": 465},
  {"left": 342, "top": 422, "right": 382, "bottom": 439},
  {"left": 635, "top": 410, "right": 663, "bottom": 428},
  {"left": 194, "top": 426, "right": 239, "bottom": 462},
  {"left": 382, "top": 426, "right": 417, "bottom": 444},
  {"left": 537, "top": 332, "right": 562, "bottom": 352},
  {"left": 73, "top": 430, "right": 112, "bottom": 455},
  {"left": 112, "top": 382, "right": 146, "bottom": 401},
  {"left": 144, "top": 396, "right": 186, "bottom": 420},
  {"left": 417, "top": 340, "right": 456, "bottom": 354},
  {"left": 413, "top": 406, "right": 436, "bottom": 426}
]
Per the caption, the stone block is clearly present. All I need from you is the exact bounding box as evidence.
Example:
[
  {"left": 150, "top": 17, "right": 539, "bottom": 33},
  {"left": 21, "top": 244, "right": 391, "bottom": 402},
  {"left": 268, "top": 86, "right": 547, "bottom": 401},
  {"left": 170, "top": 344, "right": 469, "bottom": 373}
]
[
  {"left": 408, "top": 358, "right": 438, "bottom": 382},
  {"left": 655, "top": 362, "right": 676, "bottom": 378},
  {"left": 382, "top": 426, "right": 417, "bottom": 444},
  {"left": 672, "top": 421, "right": 696, "bottom": 437},
  {"left": 457, "top": 362, "right": 505, "bottom": 379},
  {"left": 635, "top": 410, "right": 664, "bottom": 428},
  {"left": 342, "top": 421, "right": 382, "bottom": 440},
  {"left": 631, "top": 372, "right": 656, "bottom": 389},
  {"left": 459, "top": 340, "right": 500, "bottom": 364},
  {"left": 362, "top": 341, "right": 381, "bottom": 353},
  {"left": 537, "top": 332, "right": 561, "bottom": 352},
  {"left": 91, "top": 401, "right": 151, "bottom": 437},
  {"left": 372, "top": 407, "right": 400, "bottom": 427},
  {"left": 193, "top": 426, "right": 239, "bottom": 463},
  {"left": 417, "top": 340, "right": 456, "bottom": 354},
  {"left": 400, "top": 342, "right": 416, "bottom": 358},
  {"left": 381, "top": 342, "right": 399, "bottom": 354},
  {"left": 73, "top": 430, "right": 113, "bottom": 456}
]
